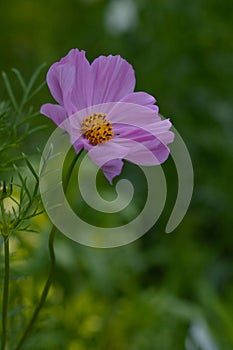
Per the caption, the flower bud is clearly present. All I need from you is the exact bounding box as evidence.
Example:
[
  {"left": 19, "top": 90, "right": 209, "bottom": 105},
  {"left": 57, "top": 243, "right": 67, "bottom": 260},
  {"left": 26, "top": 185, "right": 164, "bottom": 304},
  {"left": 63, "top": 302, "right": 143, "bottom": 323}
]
[{"left": 0, "top": 180, "right": 13, "bottom": 200}]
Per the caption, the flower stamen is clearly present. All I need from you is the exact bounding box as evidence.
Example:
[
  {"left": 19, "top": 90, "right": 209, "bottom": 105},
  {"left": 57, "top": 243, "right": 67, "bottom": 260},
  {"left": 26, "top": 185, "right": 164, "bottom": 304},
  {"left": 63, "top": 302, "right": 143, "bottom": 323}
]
[{"left": 81, "top": 112, "right": 114, "bottom": 145}]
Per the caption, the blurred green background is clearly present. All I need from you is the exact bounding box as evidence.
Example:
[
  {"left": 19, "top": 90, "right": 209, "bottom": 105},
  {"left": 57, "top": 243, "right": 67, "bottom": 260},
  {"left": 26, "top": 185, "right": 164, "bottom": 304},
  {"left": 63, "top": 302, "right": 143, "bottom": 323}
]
[{"left": 0, "top": 0, "right": 233, "bottom": 349}]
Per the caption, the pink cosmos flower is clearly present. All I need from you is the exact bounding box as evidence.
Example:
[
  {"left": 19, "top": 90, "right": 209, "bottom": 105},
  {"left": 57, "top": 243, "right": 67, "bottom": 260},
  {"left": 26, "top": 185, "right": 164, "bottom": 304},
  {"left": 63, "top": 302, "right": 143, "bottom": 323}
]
[{"left": 40, "top": 49, "right": 174, "bottom": 183}]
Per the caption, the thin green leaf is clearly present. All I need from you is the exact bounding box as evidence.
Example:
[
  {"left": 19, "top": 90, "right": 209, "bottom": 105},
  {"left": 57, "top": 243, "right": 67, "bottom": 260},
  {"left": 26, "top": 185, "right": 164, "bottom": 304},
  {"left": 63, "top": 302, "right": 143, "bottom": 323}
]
[
  {"left": 27, "top": 80, "right": 46, "bottom": 101},
  {"left": 23, "top": 210, "right": 44, "bottom": 220},
  {"left": 15, "top": 114, "right": 36, "bottom": 128},
  {"left": 13, "top": 165, "right": 31, "bottom": 201},
  {"left": 2, "top": 155, "right": 25, "bottom": 166},
  {"left": 27, "top": 62, "right": 47, "bottom": 94},
  {"left": 23, "top": 63, "right": 46, "bottom": 104},
  {"left": 11, "top": 68, "right": 27, "bottom": 90},
  {"left": 22, "top": 154, "right": 39, "bottom": 181},
  {"left": 32, "top": 181, "right": 39, "bottom": 198},
  {"left": 1, "top": 71, "right": 19, "bottom": 111},
  {"left": 18, "top": 227, "right": 39, "bottom": 233},
  {"left": 26, "top": 124, "right": 47, "bottom": 136},
  {"left": 39, "top": 143, "right": 54, "bottom": 176},
  {"left": 11, "top": 206, "right": 19, "bottom": 219},
  {"left": 17, "top": 63, "right": 46, "bottom": 111}
]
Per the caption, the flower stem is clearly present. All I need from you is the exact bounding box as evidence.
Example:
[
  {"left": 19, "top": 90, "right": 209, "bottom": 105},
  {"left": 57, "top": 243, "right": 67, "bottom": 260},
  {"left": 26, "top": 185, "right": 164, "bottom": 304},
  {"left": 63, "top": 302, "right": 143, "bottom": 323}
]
[
  {"left": 1, "top": 200, "right": 10, "bottom": 350},
  {"left": 14, "top": 151, "right": 81, "bottom": 350},
  {"left": 14, "top": 224, "right": 56, "bottom": 350}
]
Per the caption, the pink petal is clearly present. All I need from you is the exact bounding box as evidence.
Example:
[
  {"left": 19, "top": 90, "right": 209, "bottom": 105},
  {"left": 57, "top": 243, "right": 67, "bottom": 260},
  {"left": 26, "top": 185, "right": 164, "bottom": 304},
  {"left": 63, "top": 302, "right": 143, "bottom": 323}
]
[
  {"left": 148, "top": 119, "right": 175, "bottom": 144},
  {"left": 109, "top": 102, "right": 161, "bottom": 127},
  {"left": 73, "top": 138, "right": 85, "bottom": 154},
  {"left": 46, "top": 49, "right": 93, "bottom": 115},
  {"left": 69, "top": 49, "right": 93, "bottom": 111},
  {"left": 101, "top": 159, "right": 124, "bottom": 184},
  {"left": 112, "top": 128, "right": 170, "bottom": 165},
  {"left": 73, "top": 136, "right": 92, "bottom": 154},
  {"left": 40, "top": 103, "right": 67, "bottom": 128},
  {"left": 87, "top": 140, "right": 128, "bottom": 168},
  {"left": 91, "top": 55, "right": 136, "bottom": 104},
  {"left": 120, "top": 92, "right": 159, "bottom": 112},
  {"left": 47, "top": 53, "right": 75, "bottom": 106},
  {"left": 46, "top": 63, "right": 63, "bottom": 105}
]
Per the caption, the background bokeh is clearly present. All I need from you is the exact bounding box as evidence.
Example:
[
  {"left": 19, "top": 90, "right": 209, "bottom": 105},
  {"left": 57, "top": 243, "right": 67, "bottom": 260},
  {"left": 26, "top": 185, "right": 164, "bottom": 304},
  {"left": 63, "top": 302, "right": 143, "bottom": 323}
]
[{"left": 0, "top": 0, "right": 233, "bottom": 349}]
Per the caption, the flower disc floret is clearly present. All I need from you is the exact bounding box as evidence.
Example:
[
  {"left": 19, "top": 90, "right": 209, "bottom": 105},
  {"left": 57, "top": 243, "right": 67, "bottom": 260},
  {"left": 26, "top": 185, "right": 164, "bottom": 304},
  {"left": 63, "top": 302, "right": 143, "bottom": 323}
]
[{"left": 81, "top": 112, "right": 114, "bottom": 145}]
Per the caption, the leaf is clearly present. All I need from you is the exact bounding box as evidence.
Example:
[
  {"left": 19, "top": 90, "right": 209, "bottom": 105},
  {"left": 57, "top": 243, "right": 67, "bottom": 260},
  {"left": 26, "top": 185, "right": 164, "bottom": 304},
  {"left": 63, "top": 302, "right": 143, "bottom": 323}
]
[
  {"left": 1, "top": 71, "right": 19, "bottom": 111},
  {"left": 26, "top": 62, "right": 47, "bottom": 95},
  {"left": 22, "top": 154, "right": 39, "bottom": 182},
  {"left": 19, "top": 63, "right": 47, "bottom": 110},
  {"left": 13, "top": 164, "right": 31, "bottom": 202},
  {"left": 11, "top": 68, "right": 27, "bottom": 90},
  {"left": 27, "top": 80, "right": 46, "bottom": 101}
]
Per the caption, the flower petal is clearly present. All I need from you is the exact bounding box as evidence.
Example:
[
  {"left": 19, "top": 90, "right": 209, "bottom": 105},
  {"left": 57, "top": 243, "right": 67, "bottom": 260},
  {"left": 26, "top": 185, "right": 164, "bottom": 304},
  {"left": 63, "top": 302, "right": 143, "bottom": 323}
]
[
  {"left": 87, "top": 140, "right": 128, "bottom": 168},
  {"left": 117, "top": 138, "right": 169, "bottom": 165},
  {"left": 147, "top": 119, "right": 175, "bottom": 144},
  {"left": 46, "top": 64, "right": 63, "bottom": 105},
  {"left": 40, "top": 103, "right": 67, "bottom": 128},
  {"left": 101, "top": 159, "right": 124, "bottom": 184},
  {"left": 91, "top": 55, "right": 135, "bottom": 104},
  {"left": 46, "top": 49, "right": 93, "bottom": 115},
  {"left": 112, "top": 125, "right": 170, "bottom": 165},
  {"left": 47, "top": 51, "right": 75, "bottom": 106},
  {"left": 109, "top": 102, "right": 161, "bottom": 127},
  {"left": 73, "top": 136, "right": 92, "bottom": 154},
  {"left": 120, "top": 92, "right": 159, "bottom": 112},
  {"left": 69, "top": 49, "right": 93, "bottom": 111}
]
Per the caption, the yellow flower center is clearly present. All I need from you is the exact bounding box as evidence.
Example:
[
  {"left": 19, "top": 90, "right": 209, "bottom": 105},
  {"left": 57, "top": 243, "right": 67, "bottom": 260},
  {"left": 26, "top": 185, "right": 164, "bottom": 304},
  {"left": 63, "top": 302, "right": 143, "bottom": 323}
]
[{"left": 81, "top": 112, "right": 114, "bottom": 145}]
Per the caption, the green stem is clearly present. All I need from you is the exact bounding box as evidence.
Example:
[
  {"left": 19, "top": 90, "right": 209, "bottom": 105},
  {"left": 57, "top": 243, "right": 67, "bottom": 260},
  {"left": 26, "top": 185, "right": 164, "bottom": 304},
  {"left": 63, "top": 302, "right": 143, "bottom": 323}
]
[
  {"left": 1, "top": 200, "right": 10, "bottom": 350},
  {"left": 14, "top": 225, "right": 56, "bottom": 350},
  {"left": 14, "top": 152, "right": 81, "bottom": 350}
]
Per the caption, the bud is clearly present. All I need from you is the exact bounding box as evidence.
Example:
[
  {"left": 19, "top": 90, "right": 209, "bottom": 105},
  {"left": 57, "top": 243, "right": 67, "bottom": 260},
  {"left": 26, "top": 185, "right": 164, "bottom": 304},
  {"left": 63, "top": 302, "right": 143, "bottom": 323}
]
[{"left": 0, "top": 180, "right": 13, "bottom": 200}]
